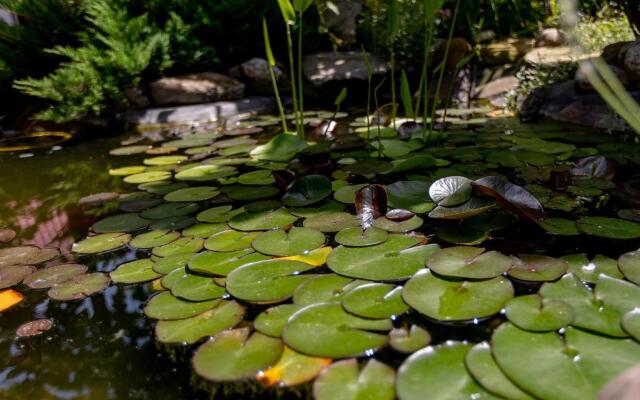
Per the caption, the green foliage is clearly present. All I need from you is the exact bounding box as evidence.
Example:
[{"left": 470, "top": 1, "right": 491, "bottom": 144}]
[
  {"left": 574, "top": 13, "right": 634, "bottom": 52},
  {"left": 505, "top": 63, "right": 577, "bottom": 112},
  {"left": 13, "top": 0, "right": 177, "bottom": 122}
]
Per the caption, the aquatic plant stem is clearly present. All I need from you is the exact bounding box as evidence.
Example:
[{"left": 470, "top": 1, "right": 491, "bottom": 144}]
[
  {"left": 363, "top": 47, "right": 373, "bottom": 140},
  {"left": 374, "top": 76, "right": 387, "bottom": 158},
  {"left": 390, "top": 51, "right": 397, "bottom": 129},
  {"left": 285, "top": 24, "right": 301, "bottom": 137},
  {"left": 297, "top": 10, "right": 305, "bottom": 137},
  {"left": 263, "top": 19, "right": 288, "bottom": 132}
]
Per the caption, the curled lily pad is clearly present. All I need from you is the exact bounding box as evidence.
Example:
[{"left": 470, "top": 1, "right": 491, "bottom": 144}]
[
  {"left": 293, "top": 274, "right": 361, "bottom": 306},
  {"left": 0, "top": 265, "right": 36, "bottom": 289},
  {"left": 130, "top": 230, "right": 180, "bottom": 249},
  {"left": 155, "top": 300, "right": 245, "bottom": 344},
  {"left": 110, "top": 259, "right": 161, "bottom": 284},
  {"left": 251, "top": 227, "right": 325, "bottom": 256},
  {"left": 372, "top": 216, "right": 423, "bottom": 233},
  {"left": 429, "top": 176, "right": 473, "bottom": 207},
  {"left": 152, "top": 237, "right": 203, "bottom": 257},
  {"left": 282, "top": 175, "right": 332, "bottom": 207},
  {"left": 226, "top": 259, "right": 319, "bottom": 303},
  {"left": 571, "top": 155, "right": 616, "bottom": 179},
  {"left": 303, "top": 212, "right": 360, "bottom": 233},
  {"left": 188, "top": 249, "right": 269, "bottom": 276},
  {"left": 255, "top": 304, "right": 303, "bottom": 337},
  {"left": 465, "top": 342, "right": 534, "bottom": 400},
  {"left": 23, "top": 263, "right": 87, "bottom": 289},
  {"left": 342, "top": 283, "right": 409, "bottom": 319},
  {"left": 193, "top": 328, "right": 284, "bottom": 382},
  {"left": 389, "top": 325, "right": 432, "bottom": 353},
  {"left": 617, "top": 250, "right": 640, "bottom": 285},
  {"left": 16, "top": 319, "right": 54, "bottom": 338},
  {"left": 144, "top": 291, "right": 221, "bottom": 320},
  {"left": 335, "top": 227, "right": 388, "bottom": 247},
  {"left": 427, "top": 247, "right": 513, "bottom": 280},
  {"left": 47, "top": 273, "right": 110, "bottom": 301},
  {"left": 72, "top": 233, "right": 131, "bottom": 254},
  {"left": 396, "top": 342, "right": 493, "bottom": 400},
  {"left": 355, "top": 185, "right": 388, "bottom": 229},
  {"left": 403, "top": 269, "right": 514, "bottom": 322},
  {"left": 229, "top": 208, "right": 298, "bottom": 231},
  {"left": 171, "top": 273, "right": 226, "bottom": 301},
  {"left": 328, "top": 235, "right": 439, "bottom": 281},
  {"left": 505, "top": 294, "right": 574, "bottom": 332},
  {"left": 258, "top": 346, "right": 332, "bottom": 387},
  {"left": 140, "top": 202, "right": 199, "bottom": 220},
  {"left": 507, "top": 255, "right": 568, "bottom": 282},
  {"left": 561, "top": 254, "right": 622, "bottom": 283},
  {"left": 386, "top": 209, "right": 415, "bottom": 222},
  {"left": 92, "top": 213, "right": 150, "bottom": 233},
  {"left": 313, "top": 359, "right": 396, "bottom": 400},
  {"left": 204, "top": 230, "right": 260, "bottom": 252},
  {"left": 428, "top": 197, "right": 495, "bottom": 219},
  {"left": 282, "top": 302, "right": 391, "bottom": 358},
  {"left": 472, "top": 176, "right": 544, "bottom": 222},
  {"left": 164, "top": 186, "right": 220, "bottom": 202},
  {"left": 577, "top": 217, "right": 640, "bottom": 239},
  {"left": 0, "top": 246, "right": 59, "bottom": 267}
]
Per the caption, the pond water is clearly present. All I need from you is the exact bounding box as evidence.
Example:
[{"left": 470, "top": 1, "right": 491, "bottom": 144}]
[{"left": 2, "top": 111, "right": 640, "bottom": 400}]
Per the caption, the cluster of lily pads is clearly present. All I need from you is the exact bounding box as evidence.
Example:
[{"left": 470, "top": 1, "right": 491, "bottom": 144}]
[{"left": 63, "top": 109, "right": 640, "bottom": 399}]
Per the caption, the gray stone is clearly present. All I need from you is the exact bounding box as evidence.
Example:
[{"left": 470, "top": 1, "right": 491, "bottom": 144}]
[
  {"left": 474, "top": 76, "right": 518, "bottom": 99},
  {"left": 303, "top": 51, "right": 387, "bottom": 87},
  {"left": 524, "top": 46, "right": 597, "bottom": 68},
  {"left": 319, "top": 0, "right": 363, "bottom": 46},
  {"left": 149, "top": 72, "right": 245, "bottom": 106},
  {"left": 124, "top": 86, "right": 151, "bottom": 109},
  {"left": 229, "top": 58, "right": 288, "bottom": 95},
  {"left": 623, "top": 41, "right": 640, "bottom": 82},
  {"left": 535, "top": 28, "right": 566, "bottom": 47},
  {"left": 122, "top": 97, "right": 275, "bottom": 125}
]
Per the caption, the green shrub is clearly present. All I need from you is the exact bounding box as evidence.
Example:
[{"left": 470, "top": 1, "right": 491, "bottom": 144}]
[{"left": 574, "top": 12, "right": 635, "bottom": 52}]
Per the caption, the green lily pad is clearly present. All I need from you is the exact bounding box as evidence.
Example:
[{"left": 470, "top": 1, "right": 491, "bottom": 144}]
[
  {"left": 140, "top": 202, "right": 199, "bottom": 220},
  {"left": 164, "top": 186, "right": 220, "bottom": 202},
  {"left": 197, "top": 205, "right": 244, "bottom": 223},
  {"left": 396, "top": 342, "right": 494, "bottom": 400},
  {"left": 72, "top": 233, "right": 131, "bottom": 254},
  {"left": 334, "top": 184, "right": 367, "bottom": 204},
  {"left": 192, "top": 328, "right": 284, "bottom": 382},
  {"left": 282, "top": 175, "right": 332, "bottom": 207},
  {"left": 47, "top": 273, "right": 110, "bottom": 301},
  {"left": 225, "top": 185, "right": 279, "bottom": 201},
  {"left": 504, "top": 294, "right": 574, "bottom": 332},
  {"left": 507, "top": 255, "right": 568, "bottom": 282},
  {"left": 403, "top": 269, "right": 514, "bottom": 322},
  {"left": 328, "top": 235, "right": 439, "bottom": 281},
  {"left": 152, "top": 237, "right": 203, "bottom": 257},
  {"left": 622, "top": 309, "right": 640, "bottom": 341},
  {"left": 292, "top": 274, "right": 362, "bottom": 306},
  {"left": 110, "top": 258, "right": 161, "bottom": 284},
  {"left": 188, "top": 249, "right": 269, "bottom": 276},
  {"left": 22, "top": 263, "right": 87, "bottom": 289},
  {"left": 0, "top": 265, "right": 36, "bottom": 289},
  {"left": 124, "top": 171, "right": 172, "bottom": 184},
  {"left": 228, "top": 208, "right": 298, "bottom": 231},
  {"left": 226, "top": 259, "right": 318, "bottom": 303},
  {"left": 618, "top": 250, "right": 640, "bottom": 285},
  {"left": 303, "top": 212, "right": 361, "bottom": 233},
  {"left": 429, "top": 176, "right": 473, "bottom": 207},
  {"left": 0, "top": 246, "right": 59, "bottom": 267},
  {"left": 237, "top": 170, "right": 275, "bottom": 185},
  {"left": 130, "top": 230, "right": 180, "bottom": 249},
  {"left": 181, "top": 223, "right": 227, "bottom": 238},
  {"left": 250, "top": 133, "right": 307, "bottom": 161},
  {"left": 92, "top": 213, "right": 150, "bottom": 233},
  {"left": 560, "top": 254, "right": 622, "bottom": 283},
  {"left": 204, "top": 230, "right": 260, "bottom": 252},
  {"left": 389, "top": 325, "right": 431, "bottom": 353},
  {"left": 144, "top": 155, "right": 187, "bottom": 166},
  {"left": 255, "top": 304, "right": 303, "bottom": 337},
  {"left": 427, "top": 247, "right": 513, "bottom": 279},
  {"left": 282, "top": 302, "right": 391, "bottom": 358},
  {"left": 372, "top": 216, "right": 423, "bottom": 233},
  {"left": 109, "top": 165, "right": 146, "bottom": 176},
  {"left": 258, "top": 346, "right": 331, "bottom": 387},
  {"left": 110, "top": 145, "right": 149, "bottom": 155},
  {"left": 539, "top": 218, "right": 581, "bottom": 236},
  {"left": 428, "top": 197, "right": 495, "bottom": 219},
  {"left": 161, "top": 267, "right": 187, "bottom": 290},
  {"left": 175, "top": 165, "right": 237, "bottom": 182},
  {"left": 144, "top": 291, "right": 221, "bottom": 320},
  {"left": 463, "top": 212, "right": 513, "bottom": 232},
  {"left": 335, "top": 227, "right": 388, "bottom": 247},
  {"left": 149, "top": 215, "right": 196, "bottom": 231},
  {"left": 290, "top": 199, "right": 345, "bottom": 217},
  {"left": 155, "top": 300, "right": 245, "bottom": 344},
  {"left": 436, "top": 225, "right": 489, "bottom": 245},
  {"left": 170, "top": 273, "right": 226, "bottom": 301},
  {"left": 342, "top": 283, "right": 409, "bottom": 318},
  {"left": 465, "top": 342, "right": 534, "bottom": 400},
  {"left": 139, "top": 181, "right": 189, "bottom": 195},
  {"left": 577, "top": 217, "right": 640, "bottom": 239},
  {"left": 313, "top": 359, "right": 396, "bottom": 400},
  {"left": 252, "top": 227, "right": 324, "bottom": 256},
  {"left": 387, "top": 181, "right": 434, "bottom": 213}
]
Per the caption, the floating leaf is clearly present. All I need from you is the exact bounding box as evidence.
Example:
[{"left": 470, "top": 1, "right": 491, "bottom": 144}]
[
  {"left": 387, "top": 181, "right": 434, "bottom": 213},
  {"left": 110, "top": 259, "right": 161, "bottom": 284},
  {"left": 389, "top": 325, "right": 431, "bottom": 353},
  {"left": 313, "top": 359, "right": 396, "bottom": 400},
  {"left": 175, "top": 165, "right": 236, "bottom": 182},
  {"left": 303, "top": 212, "right": 360, "bottom": 233},
  {"left": 436, "top": 224, "right": 489, "bottom": 245},
  {"left": 0, "top": 265, "right": 36, "bottom": 289},
  {"left": 130, "top": 230, "right": 180, "bottom": 249},
  {"left": 428, "top": 197, "right": 495, "bottom": 219},
  {"left": 539, "top": 218, "right": 581, "bottom": 236},
  {"left": 181, "top": 223, "right": 227, "bottom": 238},
  {"left": 141, "top": 202, "right": 199, "bottom": 219},
  {"left": 229, "top": 208, "right": 298, "bottom": 231},
  {"left": 293, "top": 274, "right": 359, "bottom": 306},
  {"left": 282, "top": 175, "right": 332, "bottom": 207},
  {"left": 255, "top": 304, "right": 303, "bottom": 337},
  {"left": 334, "top": 184, "right": 367, "bottom": 204},
  {"left": 617, "top": 250, "right": 640, "bottom": 285},
  {"left": 124, "top": 171, "right": 172, "bottom": 184},
  {"left": 23, "top": 264, "right": 87, "bottom": 289},
  {"left": 92, "top": 213, "right": 150, "bottom": 233},
  {"left": 152, "top": 237, "right": 203, "bottom": 257},
  {"left": 427, "top": 247, "right": 513, "bottom": 279},
  {"left": 472, "top": 176, "right": 544, "bottom": 222},
  {"left": 507, "top": 254, "right": 568, "bottom": 282},
  {"left": 204, "top": 230, "right": 260, "bottom": 252},
  {"left": 188, "top": 249, "right": 269, "bottom": 276},
  {"left": 429, "top": 176, "right": 473, "bottom": 207},
  {"left": 171, "top": 273, "right": 226, "bottom": 301},
  {"left": 577, "top": 217, "right": 640, "bottom": 239},
  {"left": 72, "top": 233, "right": 131, "bottom": 254},
  {"left": 258, "top": 346, "right": 331, "bottom": 387},
  {"left": 252, "top": 227, "right": 325, "bottom": 256},
  {"left": 0, "top": 246, "right": 59, "bottom": 267},
  {"left": 250, "top": 133, "right": 307, "bottom": 161},
  {"left": 342, "top": 283, "right": 409, "bottom": 319},
  {"left": 504, "top": 294, "right": 574, "bottom": 332},
  {"left": 164, "top": 186, "right": 220, "bottom": 202},
  {"left": 335, "top": 227, "right": 388, "bottom": 247},
  {"left": 144, "top": 292, "right": 221, "bottom": 320},
  {"left": 622, "top": 309, "right": 640, "bottom": 341},
  {"left": 561, "top": 254, "right": 622, "bottom": 283},
  {"left": 279, "top": 246, "right": 333, "bottom": 266},
  {"left": 47, "top": 273, "right": 110, "bottom": 301}
]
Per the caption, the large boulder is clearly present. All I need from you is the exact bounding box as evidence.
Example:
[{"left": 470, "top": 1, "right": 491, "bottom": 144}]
[
  {"left": 575, "top": 62, "right": 630, "bottom": 93},
  {"left": 319, "top": 0, "right": 363, "bottom": 46},
  {"left": 229, "top": 58, "right": 287, "bottom": 95},
  {"left": 623, "top": 41, "right": 640, "bottom": 83},
  {"left": 150, "top": 72, "right": 245, "bottom": 106},
  {"left": 535, "top": 28, "right": 566, "bottom": 47},
  {"left": 524, "top": 46, "right": 597, "bottom": 68},
  {"left": 303, "top": 51, "right": 387, "bottom": 87}
]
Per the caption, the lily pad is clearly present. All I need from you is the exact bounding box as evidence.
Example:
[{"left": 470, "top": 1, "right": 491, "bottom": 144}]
[
  {"left": 72, "top": 233, "right": 131, "bottom": 254},
  {"left": 372, "top": 216, "right": 423, "bottom": 233},
  {"left": 403, "top": 269, "right": 514, "bottom": 322},
  {"left": 539, "top": 218, "right": 581, "bottom": 236},
  {"left": 328, "top": 235, "right": 439, "bottom": 281},
  {"left": 124, "top": 171, "right": 172, "bottom": 184},
  {"left": 110, "top": 259, "right": 161, "bottom": 284},
  {"left": 0, "top": 265, "right": 36, "bottom": 289},
  {"left": 292, "top": 274, "right": 361, "bottom": 306},
  {"left": 226, "top": 185, "right": 279, "bottom": 201},
  {"left": 140, "top": 202, "right": 199, "bottom": 219},
  {"left": 255, "top": 304, "right": 303, "bottom": 337},
  {"left": 504, "top": 294, "right": 574, "bottom": 331},
  {"left": 188, "top": 249, "right": 269, "bottom": 276},
  {"left": 228, "top": 208, "right": 298, "bottom": 231},
  {"left": 335, "top": 227, "right": 388, "bottom": 247},
  {"left": 472, "top": 176, "right": 544, "bottom": 222},
  {"left": 152, "top": 237, "right": 203, "bottom": 257},
  {"left": 144, "top": 291, "right": 221, "bottom": 320},
  {"left": 181, "top": 223, "right": 227, "bottom": 238},
  {"left": 313, "top": 359, "right": 396, "bottom": 400},
  {"left": 334, "top": 184, "right": 367, "bottom": 204},
  {"left": 204, "top": 230, "right": 260, "bottom": 252},
  {"left": 47, "top": 273, "right": 110, "bottom": 301},
  {"left": 561, "top": 254, "right": 622, "bottom": 283},
  {"left": 0, "top": 246, "right": 59, "bottom": 267},
  {"left": 618, "top": 250, "right": 640, "bottom": 285},
  {"left": 577, "top": 217, "right": 640, "bottom": 239},
  {"left": 251, "top": 227, "right": 325, "bottom": 256},
  {"left": 130, "top": 230, "right": 180, "bottom": 249},
  {"left": 237, "top": 170, "right": 276, "bottom": 185},
  {"left": 436, "top": 224, "right": 489, "bottom": 245},
  {"left": 428, "top": 197, "right": 495, "bottom": 219},
  {"left": 23, "top": 263, "right": 87, "bottom": 289},
  {"left": 389, "top": 325, "right": 432, "bottom": 353},
  {"left": 342, "top": 283, "right": 409, "bottom": 319},
  {"left": 303, "top": 212, "right": 361, "bottom": 233},
  {"left": 197, "top": 205, "right": 244, "bottom": 223},
  {"left": 164, "top": 186, "right": 220, "bottom": 202},
  {"left": 427, "top": 247, "right": 513, "bottom": 279},
  {"left": 92, "top": 213, "right": 150, "bottom": 233},
  {"left": 387, "top": 181, "right": 434, "bottom": 213},
  {"left": 507, "top": 255, "right": 568, "bottom": 282},
  {"left": 282, "top": 302, "right": 391, "bottom": 358},
  {"left": 175, "top": 165, "right": 237, "bottom": 182},
  {"left": 250, "top": 133, "right": 307, "bottom": 161},
  {"left": 193, "top": 328, "right": 284, "bottom": 382},
  {"left": 622, "top": 309, "right": 640, "bottom": 341},
  {"left": 429, "top": 176, "right": 473, "bottom": 207},
  {"left": 171, "top": 273, "right": 226, "bottom": 301},
  {"left": 282, "top": 175, "right": 332, "bottom": 207}
]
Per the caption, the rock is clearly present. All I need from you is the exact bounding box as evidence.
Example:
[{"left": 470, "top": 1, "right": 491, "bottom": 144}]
[
  {"left": 535, "top": 28, "right": 566, "bottom": 47},
  {"left": 480, "top": 38, "right": 535, "bottom": 65},
  {"left": 474, "top": 76, "right": 518, "bottom": 99},
  {"left": 601, "top": 41, "right": 634, "bottom": 66},
  {"left": 303, "top": 51, "right": 387, "bottom": 87},
  {"left": 229, "top": 58, "right": 287, "bottom": 95},
  {"left": 319, "top": 0, "right": 363, "bottom": 46},
  {"left": 434, "top": 38, "right": 473, "bottom": 71},
  {"left": 149, "top": 72, "right": 245, "bottom": 106},
  {"left": 575, "top": 62, "right": 630, "bottom": 92},
  {"left": 623, "top": 41, "right": 640, "bottom": 82},
  {"left": 475, "top": 30, "right": 496, "bottom": 43},
  {"left": 124, "top": 86, "right": 151, "bottom": 109},
  {"left": 524, "top": 46, "right": 597, "bottom": 68}
]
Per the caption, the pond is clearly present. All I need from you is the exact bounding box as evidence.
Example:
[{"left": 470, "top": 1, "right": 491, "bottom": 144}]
[{"left": 2, "top": 109, "right": 640, "bottom": 400}]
